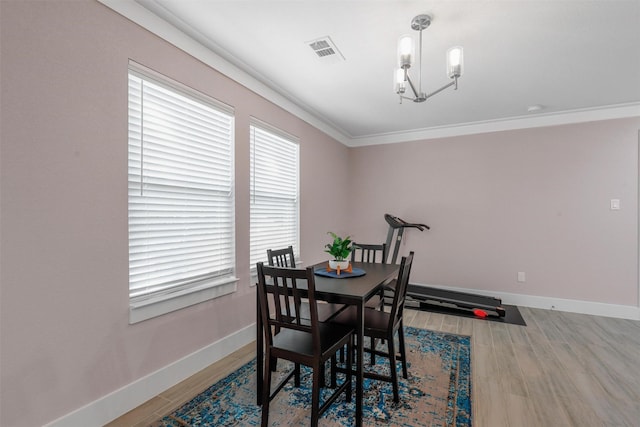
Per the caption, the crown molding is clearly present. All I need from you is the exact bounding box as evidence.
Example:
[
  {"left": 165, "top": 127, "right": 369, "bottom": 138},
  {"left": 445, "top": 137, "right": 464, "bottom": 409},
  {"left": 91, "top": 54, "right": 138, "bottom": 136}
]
[
  {"left": 348, "top": 102, "right": 640, "bottom": 147},
  {"left": 99, "top": 1, "right": 640, "bottom": 149}
]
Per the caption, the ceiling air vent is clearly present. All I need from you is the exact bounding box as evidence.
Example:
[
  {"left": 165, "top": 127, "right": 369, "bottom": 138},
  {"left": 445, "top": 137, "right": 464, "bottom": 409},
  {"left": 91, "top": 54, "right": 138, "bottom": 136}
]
[{"left": 307, "top": 36, "right": 345, "bottom": 63}]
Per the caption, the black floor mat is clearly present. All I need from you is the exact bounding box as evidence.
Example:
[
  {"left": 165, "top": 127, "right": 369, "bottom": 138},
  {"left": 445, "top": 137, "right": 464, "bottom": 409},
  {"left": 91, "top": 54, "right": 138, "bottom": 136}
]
[{"left": 408, "top": 302, "right": 527, "bottom": 326}]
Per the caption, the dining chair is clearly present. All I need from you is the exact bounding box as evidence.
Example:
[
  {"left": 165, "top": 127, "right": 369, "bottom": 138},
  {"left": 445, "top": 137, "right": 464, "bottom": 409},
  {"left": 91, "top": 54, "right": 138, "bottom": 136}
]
[
  {"left": 266, "top": 246, "right": 346, "bottom": 388},
  {"left": 256, "top": 262, "right": 354, "bottom": 427},
  {"left": 348, "top": 242, "right": 389, "bottom": 364},
  {"left": 350, "top": 242, "right": 387, "bottom": 264},
  {"left": 267, "top": 245, "right": 297, "bottom": 268},
  {"left": 351, "top": 242, "right": 388, "bottom": 311},
  {"left": 330, "top": 251, "right": 414, "bottom": 403},
  {"left": 267, "top": 246, "right": 345, "bottom": 322}
]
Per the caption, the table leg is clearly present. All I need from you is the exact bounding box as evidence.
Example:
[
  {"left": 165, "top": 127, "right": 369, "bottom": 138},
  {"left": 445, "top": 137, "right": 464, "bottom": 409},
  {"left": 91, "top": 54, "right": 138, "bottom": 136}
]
[
  {"left": 355, "top": 302, "right": 364, "bottom": 427},
  {"left": 256, "top": 289, "right": 263, "bottom": 406}
]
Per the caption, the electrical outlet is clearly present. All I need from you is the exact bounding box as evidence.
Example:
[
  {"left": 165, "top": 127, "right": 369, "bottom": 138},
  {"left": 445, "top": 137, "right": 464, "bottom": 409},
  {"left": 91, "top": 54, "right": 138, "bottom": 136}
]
[{"left": 517, "top": 272, "right": 526, "bottom": 283}]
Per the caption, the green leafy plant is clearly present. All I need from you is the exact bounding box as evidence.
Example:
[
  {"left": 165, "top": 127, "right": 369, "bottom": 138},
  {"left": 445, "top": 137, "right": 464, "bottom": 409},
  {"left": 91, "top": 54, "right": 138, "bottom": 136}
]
[{"left": 324, "top": 232, "right": 352, "bottom": 261}]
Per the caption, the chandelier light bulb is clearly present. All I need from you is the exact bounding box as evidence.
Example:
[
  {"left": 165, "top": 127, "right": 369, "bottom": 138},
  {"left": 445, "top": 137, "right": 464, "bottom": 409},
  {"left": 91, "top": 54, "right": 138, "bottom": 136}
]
[
  {"left": 446, "top": 46, "right": 463, "bottom": 78},
  {"left": 397, "top": 35, "right": 414, "bottom": 68}
]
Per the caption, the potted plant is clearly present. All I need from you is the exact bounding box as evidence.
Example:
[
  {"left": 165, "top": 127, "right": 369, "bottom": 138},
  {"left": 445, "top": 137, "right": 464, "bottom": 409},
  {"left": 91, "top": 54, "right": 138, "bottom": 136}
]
[{"left": 325, "top": 231, "right": 352, "bottom": 270}]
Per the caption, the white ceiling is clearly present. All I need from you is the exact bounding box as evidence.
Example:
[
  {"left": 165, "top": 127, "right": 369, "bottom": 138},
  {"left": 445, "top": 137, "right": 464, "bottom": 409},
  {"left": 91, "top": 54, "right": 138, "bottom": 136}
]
[{"left": 115, "top": 1, "right": 640, "bottom": 146}]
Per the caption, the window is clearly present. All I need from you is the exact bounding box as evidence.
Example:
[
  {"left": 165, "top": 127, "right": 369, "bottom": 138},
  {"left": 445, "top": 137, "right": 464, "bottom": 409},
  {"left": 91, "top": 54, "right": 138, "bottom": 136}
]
[
  {"left": 128, "top": 62, "right": 236, "bottom": 323},
  {"left": 249, "top": 119, "right": 300, "bottom": 275}
]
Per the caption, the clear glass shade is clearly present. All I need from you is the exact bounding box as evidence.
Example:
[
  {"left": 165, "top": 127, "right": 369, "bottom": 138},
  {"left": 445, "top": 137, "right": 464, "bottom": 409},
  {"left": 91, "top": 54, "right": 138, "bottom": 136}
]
[
  {"left": 394, "top": 68, "right": 406, "bottom": 94},
  {"left": 397, "top": 35, "right": 414, "bottom": 68},
  {"left": 446, "top": 46, "right": 464, "bottom": 78}
]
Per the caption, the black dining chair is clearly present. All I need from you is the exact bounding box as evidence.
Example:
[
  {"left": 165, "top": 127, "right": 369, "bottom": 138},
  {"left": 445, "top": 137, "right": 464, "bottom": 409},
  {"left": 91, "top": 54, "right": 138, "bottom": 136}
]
[
  {"left": 330, "top": 251, "right": 414, "bottom": 403},
  {"left": 267, "top": 246, "right": 345, "bottom": 322},
  {"left": 267, "top": 245, "right": 297, "bottom": 268},
  {"left": 348, "top": 242, "right": 389, "bottom": 364},
  {"left": 351, "top": 242, "right": 387, "bottom": 264},
  {"left": 256, "top": 262, "right": 354, "bottom": 427},
  {"left": 351, "top": 242, "right": 388, "bottom": 311}
]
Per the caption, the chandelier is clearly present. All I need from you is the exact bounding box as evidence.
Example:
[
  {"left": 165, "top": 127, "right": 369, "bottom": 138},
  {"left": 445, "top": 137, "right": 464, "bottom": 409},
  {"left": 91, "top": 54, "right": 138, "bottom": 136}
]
[{"left": 394, "top": 14, "right": 464, "bottom": 103}]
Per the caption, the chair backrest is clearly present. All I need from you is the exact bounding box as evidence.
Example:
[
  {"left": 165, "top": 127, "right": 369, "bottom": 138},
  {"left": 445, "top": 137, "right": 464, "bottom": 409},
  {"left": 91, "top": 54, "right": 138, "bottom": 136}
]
[
  {"left": 267, "top": 246, "right": 296, "bottom": 267},
  {"left": 387, "top": 251, "right": 415, "bottom": 330},
  {"left": 350, "top": 243, "right": 387, "bottom": 264},
  {"left": 256, "top": 262, "right": 320, "bottom": 349}
]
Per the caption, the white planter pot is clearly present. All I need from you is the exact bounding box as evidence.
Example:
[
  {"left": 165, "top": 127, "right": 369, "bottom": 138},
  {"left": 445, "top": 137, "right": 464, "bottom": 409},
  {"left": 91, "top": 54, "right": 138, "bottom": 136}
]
[{"left": 329, "top": 260, "right": 350, "bottom": 270}]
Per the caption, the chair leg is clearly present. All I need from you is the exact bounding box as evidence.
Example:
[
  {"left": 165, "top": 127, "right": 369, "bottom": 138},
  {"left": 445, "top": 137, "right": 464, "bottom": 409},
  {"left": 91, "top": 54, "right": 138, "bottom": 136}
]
[
  {"left": 294, "top": 363, "right": 301, "bottom": 387},
  {"left": 346, "top": 338, "right": 353, "bottom": 403},
  {"left": 387, "top": 334, "right": 399, "bottom": 403},
  {"left": 398, "top": 324, "right": 408, "bottom": 379},
  {"left": 319, "top": 361, "right": 327, "bottom": 388},
  {"left": 370, "top": 337, "right": 376, "bottom": 366},
  {"left": 311, "top": 363, "right": 322, "bottom": 427},
  {"left": 330, "top": 355, "right": 337, "bottom": 388},
  {"left": 261, "top": 352, "right": 273, "bottom": 427}
]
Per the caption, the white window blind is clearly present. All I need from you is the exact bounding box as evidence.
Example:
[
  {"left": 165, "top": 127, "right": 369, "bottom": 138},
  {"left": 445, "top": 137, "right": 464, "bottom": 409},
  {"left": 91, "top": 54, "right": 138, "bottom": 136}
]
[
  {"left": 128, "top": 64, "right": 235, "bottom": 302},
  {"left": 250, "top": 120, "right": 299, "bottom": 271}
]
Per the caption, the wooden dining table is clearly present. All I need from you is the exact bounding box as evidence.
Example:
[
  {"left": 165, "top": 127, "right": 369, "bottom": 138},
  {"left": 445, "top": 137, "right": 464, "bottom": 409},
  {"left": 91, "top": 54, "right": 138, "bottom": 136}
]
[{"left": 255, "top": 260, "right": 399, "bottom": 427}]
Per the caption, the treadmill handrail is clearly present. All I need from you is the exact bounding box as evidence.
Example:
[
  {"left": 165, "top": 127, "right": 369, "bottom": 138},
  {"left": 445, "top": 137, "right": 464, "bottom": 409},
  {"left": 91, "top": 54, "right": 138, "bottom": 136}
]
[
  {"left": 384, "top": 213, "right": 430, "bottom": 263},
  {"left": 384, "top": 213, "right": 430, "bottom": 231}
]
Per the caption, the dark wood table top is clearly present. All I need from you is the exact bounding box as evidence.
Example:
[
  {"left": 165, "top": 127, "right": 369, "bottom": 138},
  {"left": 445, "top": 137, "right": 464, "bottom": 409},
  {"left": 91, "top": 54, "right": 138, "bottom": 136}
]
[{"left": 307, "top": 261, "right": 398, "bottom": 303}]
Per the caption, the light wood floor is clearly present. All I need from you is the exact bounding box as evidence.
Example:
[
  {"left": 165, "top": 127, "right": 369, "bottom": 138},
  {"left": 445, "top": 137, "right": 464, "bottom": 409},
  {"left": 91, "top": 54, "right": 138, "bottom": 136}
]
[{"left": 107, "top": 307, "right": 640, "bottom": 426}]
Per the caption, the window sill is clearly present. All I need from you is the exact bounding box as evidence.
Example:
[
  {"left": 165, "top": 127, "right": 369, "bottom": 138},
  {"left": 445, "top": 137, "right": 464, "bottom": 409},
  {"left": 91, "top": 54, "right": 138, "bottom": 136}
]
[{"left": 129, "top": 277, "right": 238, "bottom": 324}]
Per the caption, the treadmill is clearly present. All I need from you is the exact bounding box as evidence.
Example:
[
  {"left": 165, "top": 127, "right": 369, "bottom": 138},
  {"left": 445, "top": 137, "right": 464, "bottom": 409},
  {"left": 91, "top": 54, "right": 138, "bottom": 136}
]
[{"left": 384, "top": 213, "right": 506, "bottom": 318}]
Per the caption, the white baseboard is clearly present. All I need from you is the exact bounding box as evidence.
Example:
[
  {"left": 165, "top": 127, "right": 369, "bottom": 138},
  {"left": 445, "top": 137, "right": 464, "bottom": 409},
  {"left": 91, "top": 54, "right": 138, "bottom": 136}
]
[
  {"left": 410, "top": 282, "right": 640, "bottom": 321},
  {"left": 45, "top": 324, "right": 256, "bottom": 427}
]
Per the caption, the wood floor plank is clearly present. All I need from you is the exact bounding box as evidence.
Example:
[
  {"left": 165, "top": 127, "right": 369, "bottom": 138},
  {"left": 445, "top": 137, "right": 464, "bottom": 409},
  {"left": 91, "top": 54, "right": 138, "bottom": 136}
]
[
  {"left": 527, "top": 388, "right": 573, "bottom": 426},
  {"left": 524, "top": 329, "right": 558, "bottom": 361},
  {"left": 538, "top": 356, "right": 581, "bottom": 399},
  {"left": 440, "top": 313, "right": 459, "bottom": 333},
  {"left": 535, "top": 315, "right": 569, "bottom": 343},
  {"left": 424, "top": 311, "right": 444, "bottom": 330},
  {"left": 471, "top": 320, "right": 493, "bottom": 348},
  {"left": 402, "top": 306, "right": 418, "bottom": 326},
  {"left": 457, "top": 316, "right": 474, "bottom": 336},
  {"left": 491, "top": 326, "right": 528, "bottom": 397},
  {"left": 503, "top": 393, "right": 544, "bottom": 427},
  {"left": 406, "top": 309, "right": 430, "bottom": 329},
  {"left": 568, "top": 371, "right": 624, "bottom": 426},
  {"left": 506, "top": 322, "right": 530, "bottom": 346},
  {"left": 472, "top": 379, "right": 510, "bottom": 427},
  {"left": 473, "top": 342, "right": 501, "bottom": 380},
  {"left": 557, "top": 395, "right": 604, "bottom": 427}
]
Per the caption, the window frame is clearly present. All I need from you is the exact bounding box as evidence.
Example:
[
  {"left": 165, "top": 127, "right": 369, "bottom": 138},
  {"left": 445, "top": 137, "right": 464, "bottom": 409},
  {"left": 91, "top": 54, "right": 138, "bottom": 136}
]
[
  {"left": 127, "top": 61, "right": 237, "bottom": 323},
  {"left": 249, "top": 118, "right": 300, "bottom": 279}
]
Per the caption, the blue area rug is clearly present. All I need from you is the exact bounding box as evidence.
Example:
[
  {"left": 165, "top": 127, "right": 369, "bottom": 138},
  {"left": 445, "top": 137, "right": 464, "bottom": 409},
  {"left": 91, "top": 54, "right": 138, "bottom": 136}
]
[{"left": 154, "top": 327, "right": 471, "bottom": 426}]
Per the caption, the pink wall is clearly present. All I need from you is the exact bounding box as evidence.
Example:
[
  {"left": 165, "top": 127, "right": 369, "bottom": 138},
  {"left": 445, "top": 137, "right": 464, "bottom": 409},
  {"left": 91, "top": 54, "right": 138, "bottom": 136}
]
[
  {"left": 1, "top": 1, "right": 639, "bottom": 426},
  {"left": 348, "top": 119, "right": 640, "bottom": 305},
  {"left": 0, "top": 1, "right": 349, "bottom": 426}
]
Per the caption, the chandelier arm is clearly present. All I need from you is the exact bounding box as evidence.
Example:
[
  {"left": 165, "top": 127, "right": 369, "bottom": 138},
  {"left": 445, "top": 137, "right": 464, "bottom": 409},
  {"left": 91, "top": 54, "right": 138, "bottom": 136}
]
[
  {"left": 405, "top": 73, "right": 422, "bottom": 99},
  {"left": 423, "top": 77, "right": 458, "bottom": 100}
]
